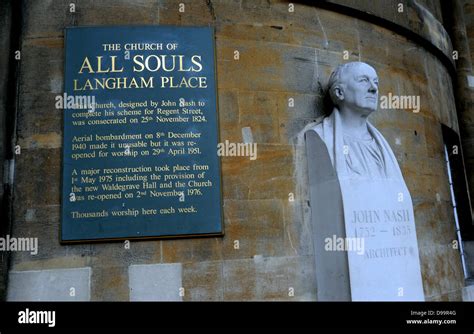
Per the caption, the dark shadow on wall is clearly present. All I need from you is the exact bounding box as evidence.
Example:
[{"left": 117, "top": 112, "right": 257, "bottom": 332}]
[
  {"left": 441, "top": 124, "right": 474, "bottom": 241},
  {"left": 0, "top": 0, "right": 22, "bottom": 301}
]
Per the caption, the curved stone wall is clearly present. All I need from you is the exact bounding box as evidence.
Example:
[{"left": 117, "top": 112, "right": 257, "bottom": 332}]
[{"left": 9, "top": 0, "right": 464, "bottom": 301}]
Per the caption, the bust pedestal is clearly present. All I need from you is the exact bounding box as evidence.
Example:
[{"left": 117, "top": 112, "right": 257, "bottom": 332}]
[{"left": 306, "top": 130, "right": 424, "bottom": 301}]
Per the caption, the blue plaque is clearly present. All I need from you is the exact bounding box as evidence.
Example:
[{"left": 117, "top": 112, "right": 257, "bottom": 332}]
[{"left": 61, "top": 26, "right": 223, "bottom": 242}]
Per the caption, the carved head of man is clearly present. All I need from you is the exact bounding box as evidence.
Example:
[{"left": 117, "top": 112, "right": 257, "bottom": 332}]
[{"left": 328, "top": 62, "right": 379, "bottom": 116}]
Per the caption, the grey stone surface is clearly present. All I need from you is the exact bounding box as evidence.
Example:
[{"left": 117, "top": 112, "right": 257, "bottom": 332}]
[
  {"left": 128, "top": 263, "right": 183, "bottom": 301},
  {"left": 467, "top": 75, "right": 474, "bottom": 88},
  {"left": 241, "top": 126, "right": 254, "bottom": 143},
  {"left": 7, "top": 267, "right": 91, "bottom": 301},
  {"left": 462, "top": 284, "right": 474, "bottom": 301},
  {"left": 305, "top": 130, "right": 351, "bottom": 301}
]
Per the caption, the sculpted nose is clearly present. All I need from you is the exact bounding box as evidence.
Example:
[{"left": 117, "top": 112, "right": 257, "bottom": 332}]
[{"left": 368, "top": 82, "right": 377, "bottom": 94}]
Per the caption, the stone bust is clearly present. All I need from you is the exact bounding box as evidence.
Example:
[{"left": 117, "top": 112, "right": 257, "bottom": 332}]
[
  {"left": 310, "top": 61, "right": 404, "bottom": 181},
  {"left": 304, "top": 62, "right": 424, "bottom": 301}
]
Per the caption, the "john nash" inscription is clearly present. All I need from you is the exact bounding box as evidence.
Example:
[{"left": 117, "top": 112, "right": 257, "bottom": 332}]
[{"left": 350, "top": 209, "right": 410, "bottom": 224}]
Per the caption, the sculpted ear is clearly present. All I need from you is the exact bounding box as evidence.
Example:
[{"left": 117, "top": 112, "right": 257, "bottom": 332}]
[{"left": 334, "top": 85, "right": 344, "bottom": 102}]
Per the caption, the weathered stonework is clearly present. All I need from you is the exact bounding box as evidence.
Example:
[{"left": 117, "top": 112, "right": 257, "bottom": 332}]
[{"left": 6, "top": 0, "right": 466, "bottom": 301}]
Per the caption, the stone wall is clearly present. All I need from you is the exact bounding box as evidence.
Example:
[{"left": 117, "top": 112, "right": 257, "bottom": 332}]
[{"left": 7, "top": 0, "right": 465, "bottom": 301}]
